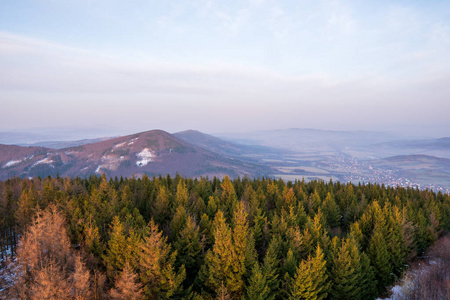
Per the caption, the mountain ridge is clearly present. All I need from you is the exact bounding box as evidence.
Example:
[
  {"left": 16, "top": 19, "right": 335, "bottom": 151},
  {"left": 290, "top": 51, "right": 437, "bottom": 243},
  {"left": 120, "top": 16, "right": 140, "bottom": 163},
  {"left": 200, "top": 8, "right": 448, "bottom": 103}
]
[{"left": 0, "top": 129, "right": 271, "bottom": 180}]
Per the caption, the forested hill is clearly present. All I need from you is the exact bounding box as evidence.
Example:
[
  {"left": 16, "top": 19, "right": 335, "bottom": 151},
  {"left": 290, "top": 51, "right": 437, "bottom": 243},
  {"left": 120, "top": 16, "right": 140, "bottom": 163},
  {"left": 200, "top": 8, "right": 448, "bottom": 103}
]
[
  {"left": 1, "top": 175, "right": 449, "bottom": 299},
  {"left": 0, "top": 130, "right": 271, "bottom": 180}
]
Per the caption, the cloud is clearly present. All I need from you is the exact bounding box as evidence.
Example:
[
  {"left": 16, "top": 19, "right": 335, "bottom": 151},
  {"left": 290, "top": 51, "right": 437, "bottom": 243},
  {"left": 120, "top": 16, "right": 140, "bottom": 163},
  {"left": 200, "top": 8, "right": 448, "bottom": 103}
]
[{"left": 1, "top": 0, "right": 450, "bottom": 137}]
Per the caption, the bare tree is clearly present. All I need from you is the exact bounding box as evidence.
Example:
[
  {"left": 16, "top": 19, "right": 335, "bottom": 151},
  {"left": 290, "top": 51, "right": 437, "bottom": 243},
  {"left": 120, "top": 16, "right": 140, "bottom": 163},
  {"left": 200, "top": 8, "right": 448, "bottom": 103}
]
[{"left": 109, "top": 262, "right": 144, "bottom": 300}]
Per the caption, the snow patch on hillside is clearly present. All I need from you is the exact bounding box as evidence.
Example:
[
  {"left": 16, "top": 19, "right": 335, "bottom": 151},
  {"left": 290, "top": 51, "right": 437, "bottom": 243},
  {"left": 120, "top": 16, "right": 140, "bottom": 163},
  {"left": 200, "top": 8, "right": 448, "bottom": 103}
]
[
  {"left": 136, "top": 148, "right": 154, "bottom": 166},
  {"left": 95, "top": 155, "right": 125, "bottom": 173},
  {"left": 32, "top": 157, "right": 54, "bottom": 168},
  {"left": 113, "top": 142, "right": 126, "bottom": 150},
  {"left": 128, "top": 137, "right": 139, "bottom": 146},
  {"left": 3, "top": 160, "right": 22, "bottom": 168}
]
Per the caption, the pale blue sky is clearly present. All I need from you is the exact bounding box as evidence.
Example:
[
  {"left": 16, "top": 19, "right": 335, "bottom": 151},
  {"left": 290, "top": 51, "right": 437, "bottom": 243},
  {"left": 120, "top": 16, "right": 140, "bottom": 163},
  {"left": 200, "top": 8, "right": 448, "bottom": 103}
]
[{"left": 1, "top": 0, "right": 449, "bottom": 137}]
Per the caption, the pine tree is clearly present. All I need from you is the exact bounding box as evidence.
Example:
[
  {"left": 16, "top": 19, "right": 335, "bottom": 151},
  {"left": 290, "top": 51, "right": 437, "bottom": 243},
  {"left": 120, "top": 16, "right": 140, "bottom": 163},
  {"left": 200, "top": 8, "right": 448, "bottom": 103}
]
[
  {"left": 175, "top": 180, "right": 190, "bottom": 208},
  {"left": 139, "top": 219, "right": 186, "bottom": 299},
  {"left": 321, "top": 192, "right": 340, "bottom": 228},
  {"left": 245, "top": 263, "right": 271, "bottom": 300},
  {"left": 307, "top": 190, "right": 321, "bottom": 215},
  {"left": 232, "top": 201, "right": 256, "bottom": 282},
  {"left": 173, "top": 214, "right": 203, "bottom": 288},
  {"left": 220, "top": 176, "right": 237, "bottom": 220},
  {"left": 203, "top": 210, "right": 241, "bottom": 297},
  {"left": 252, "top": 207, "right": 266, "bottom": 252},
  {"left": 153, "top": 185, "right": 171, "bottom": 225},
  {"left": 262, "top": 236, "right": 281, "bottom": 299},
  {"left": 15, "top": 187, "right": 37, "bottom": 233},
  {"left": 290, "top": 244, "right": 330, "bottom": 300},
  {"left": 330, "top": 237, "right": 361, "bottom": 300},
  {"left": 170, "top": 205, "right": 188, "bottom": 242},
  {"left": 103, "top": 216, "right": 136, "bottom": 278},
  {"left": 367, "top": 222, "right": 392, "bottom": 293},
  {"left": 358, "top": 252, "right": 377, "bottom": 300}
]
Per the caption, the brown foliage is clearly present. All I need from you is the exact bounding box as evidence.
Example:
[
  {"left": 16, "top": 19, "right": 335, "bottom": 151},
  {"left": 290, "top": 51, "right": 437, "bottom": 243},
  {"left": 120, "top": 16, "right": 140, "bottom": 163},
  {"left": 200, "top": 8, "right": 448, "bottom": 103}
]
[
  {"left": 109, "top": 262, "right": 144, "bottom": 300},
  {"left": 9, "top": 205, "right": 94, "bottom": 299},
  {"left": 395, "top": 235, "right": 450, "bottom": 299}
]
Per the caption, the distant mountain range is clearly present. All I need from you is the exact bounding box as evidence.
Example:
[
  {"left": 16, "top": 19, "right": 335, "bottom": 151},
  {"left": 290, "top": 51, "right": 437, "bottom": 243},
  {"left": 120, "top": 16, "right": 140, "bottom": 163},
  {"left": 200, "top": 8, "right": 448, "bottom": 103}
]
[
  {"left": 0, "top": 130, "right": 271, "bottom": 180},
  {"left": 0, "top": 128, "right": 449, "bottom": 190}
]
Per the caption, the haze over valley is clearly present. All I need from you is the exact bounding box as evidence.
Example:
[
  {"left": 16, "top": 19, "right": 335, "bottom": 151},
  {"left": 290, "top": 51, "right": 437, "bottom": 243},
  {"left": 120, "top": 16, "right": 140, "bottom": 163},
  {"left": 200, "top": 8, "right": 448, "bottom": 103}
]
[{"left": 1, "top": 128, "right": 448, "bottom": 193}]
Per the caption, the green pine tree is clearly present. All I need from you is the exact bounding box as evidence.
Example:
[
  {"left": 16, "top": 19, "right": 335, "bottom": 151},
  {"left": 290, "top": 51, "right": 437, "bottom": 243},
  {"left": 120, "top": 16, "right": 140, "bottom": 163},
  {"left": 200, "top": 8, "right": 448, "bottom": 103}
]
[{"left": 290, "top": 244, "right": 330, "bottom": 300}]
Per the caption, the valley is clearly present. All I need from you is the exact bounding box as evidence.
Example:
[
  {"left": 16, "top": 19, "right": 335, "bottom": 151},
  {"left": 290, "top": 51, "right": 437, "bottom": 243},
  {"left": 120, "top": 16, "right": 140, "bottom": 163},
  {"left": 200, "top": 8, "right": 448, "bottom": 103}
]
[{"left": 0, "top": 128, "right": 449, "bottom": 192}]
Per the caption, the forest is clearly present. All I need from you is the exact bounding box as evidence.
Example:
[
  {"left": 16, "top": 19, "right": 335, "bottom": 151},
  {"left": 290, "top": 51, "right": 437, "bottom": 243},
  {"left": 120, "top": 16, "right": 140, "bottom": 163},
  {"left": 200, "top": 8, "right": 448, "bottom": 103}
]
[{"left": 0, "top": 174, "right": 449, "bottom": 299}]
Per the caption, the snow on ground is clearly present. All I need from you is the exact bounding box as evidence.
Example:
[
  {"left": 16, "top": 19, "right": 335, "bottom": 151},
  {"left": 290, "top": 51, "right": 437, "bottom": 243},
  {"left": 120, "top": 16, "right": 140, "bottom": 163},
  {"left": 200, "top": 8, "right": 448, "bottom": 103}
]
[
  {"left": 95, "top": 155, "right": 125, "bottom": 173},
  {"left": 31, "top": 157, "right": 54, "bottom": 168},
  {"left": 136, "top": 148, "right": 154, "bottom": 166},
  {"left": 3, "top": 160, "right": 22, "bottom": 168},
  {"left": 128, "top": 137, "right": 139, "bottom": 146},
  {"left": 0, "top": 245, "right": 16, "bottom": 297},
  {"left": 112, "top": 142, "right": 126, "bottom": 151}
]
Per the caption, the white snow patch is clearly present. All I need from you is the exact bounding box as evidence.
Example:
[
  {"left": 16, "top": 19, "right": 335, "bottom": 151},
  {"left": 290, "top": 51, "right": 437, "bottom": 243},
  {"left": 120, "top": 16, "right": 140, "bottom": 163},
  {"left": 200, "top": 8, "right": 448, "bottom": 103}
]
[
  {"left": 128, "top": 137, "right": 139, "bottom": 145},
  {"left": 136, "top": 148, "right": 154, "bottom": 166},
  {"left": 31, "top": 157, "right": 53, "bottom": 168},
  {"left": 3, "top": 160, "right": 22, "bottom": 168},
  {"left": 95, "top": 155, "right": 125, "bottom": 172},
  {"left": 113, "top": 142, "right": 126, "bottom": 149}
]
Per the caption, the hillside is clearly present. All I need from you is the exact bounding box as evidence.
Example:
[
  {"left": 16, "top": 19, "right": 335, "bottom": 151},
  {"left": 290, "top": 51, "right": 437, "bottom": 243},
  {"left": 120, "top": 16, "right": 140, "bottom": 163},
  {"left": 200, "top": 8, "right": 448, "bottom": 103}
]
[
  {"left": 174, "top": 129, "right": 284, "bottom": 159},
  {"left": 0, "top": 130, "right": 271, "bottom": 180}
]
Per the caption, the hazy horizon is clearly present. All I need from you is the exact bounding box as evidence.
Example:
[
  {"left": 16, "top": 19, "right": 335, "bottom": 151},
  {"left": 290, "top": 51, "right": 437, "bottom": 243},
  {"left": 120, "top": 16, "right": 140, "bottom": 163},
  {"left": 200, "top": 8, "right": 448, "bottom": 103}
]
[{"left": 1, "top": 1, "right": 449, "bottom": 137}]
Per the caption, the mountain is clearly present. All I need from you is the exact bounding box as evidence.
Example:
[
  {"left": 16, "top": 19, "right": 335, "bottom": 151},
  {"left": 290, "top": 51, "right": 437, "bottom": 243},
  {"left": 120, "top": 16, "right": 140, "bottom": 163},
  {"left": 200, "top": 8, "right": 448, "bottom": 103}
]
[
  {"left": 18, "top": 137, "right": 115, "bottom": 149},
  {"left": 370, "top": 137, "right": 450, "bottom": 159},
  {"left": 174, "top": 130, "right": 284, "bottom": 158},
  {"left": 216, "top": 128, "right": 399, "bottom": 153},
  {"left": 0, "top": 130, "right": 271, "bottom": 180}
]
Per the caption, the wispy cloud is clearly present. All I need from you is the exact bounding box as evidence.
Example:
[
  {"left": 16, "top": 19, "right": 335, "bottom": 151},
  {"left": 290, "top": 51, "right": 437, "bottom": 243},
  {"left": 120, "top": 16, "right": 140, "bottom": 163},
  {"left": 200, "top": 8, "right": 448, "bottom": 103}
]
[{"left": 1, "top": 1, "right": 449, "bottom": 135}]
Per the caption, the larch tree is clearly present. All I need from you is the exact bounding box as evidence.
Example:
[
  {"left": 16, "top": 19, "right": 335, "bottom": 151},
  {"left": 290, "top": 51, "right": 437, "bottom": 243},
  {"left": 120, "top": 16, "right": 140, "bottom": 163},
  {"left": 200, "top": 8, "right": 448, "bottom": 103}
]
[{"left": 109, "top": 261, "right": 144, "bottom": 300}]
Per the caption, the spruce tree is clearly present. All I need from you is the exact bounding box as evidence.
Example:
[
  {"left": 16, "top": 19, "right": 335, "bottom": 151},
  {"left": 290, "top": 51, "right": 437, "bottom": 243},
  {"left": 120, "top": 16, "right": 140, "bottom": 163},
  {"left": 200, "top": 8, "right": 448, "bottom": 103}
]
[
  {"left": 321, "top": 192, "right": 340, "bottom": 228},
  {"left": 173, "top": 215, "right": 203, "bottom": 288},
  {"left": 367, "top": 222, "right": 392, "bottom": 293},
  {"left": 290, "top": 244, "right": 330, "bottom": 300},
  {"left": 203, "top": 210, "right": 240, "bottom": 297},
  {"left": 330, "top": 237, "right": 361, "bottom": 300},
  {"left": 220, "top": 176, "right": 237, "bottom": 220},
  {"left": 245, "top": 263, "right": 271, "bottom": 300},
  {"left": 139, "top": 219, "right": 186, "bottom": 299},
  {"left": 263, "top": 236, "right": 281, "bottom": 299}
]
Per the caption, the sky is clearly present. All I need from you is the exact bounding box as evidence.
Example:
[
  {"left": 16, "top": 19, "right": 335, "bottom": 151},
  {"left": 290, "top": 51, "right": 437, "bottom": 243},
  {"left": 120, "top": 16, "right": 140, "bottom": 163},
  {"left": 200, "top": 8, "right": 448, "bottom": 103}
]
[{"left": 1, "top": 0, "right": 449, "bottom": 138}]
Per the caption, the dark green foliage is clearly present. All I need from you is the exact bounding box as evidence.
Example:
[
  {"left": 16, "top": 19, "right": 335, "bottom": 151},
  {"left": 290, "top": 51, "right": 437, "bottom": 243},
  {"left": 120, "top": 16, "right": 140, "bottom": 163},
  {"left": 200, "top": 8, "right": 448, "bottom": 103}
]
[{"left": 0, "top": 175, "right": 448, "bottom": 299}]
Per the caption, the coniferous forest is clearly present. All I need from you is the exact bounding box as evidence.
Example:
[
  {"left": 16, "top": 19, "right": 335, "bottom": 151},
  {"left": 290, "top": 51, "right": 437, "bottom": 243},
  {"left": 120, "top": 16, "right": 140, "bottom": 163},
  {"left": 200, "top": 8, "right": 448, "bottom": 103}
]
[{"left": 1, "top": 174, "right": 449, "bottom": 299}]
